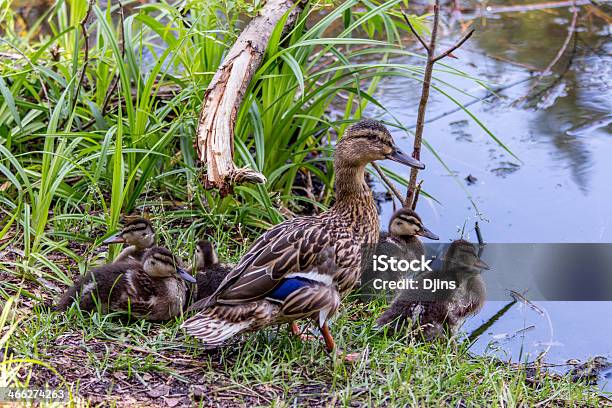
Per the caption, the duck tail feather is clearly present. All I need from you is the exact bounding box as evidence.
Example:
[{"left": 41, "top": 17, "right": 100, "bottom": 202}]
[{"left": 181, "top": 306, "right": 255, "bottom": 347}]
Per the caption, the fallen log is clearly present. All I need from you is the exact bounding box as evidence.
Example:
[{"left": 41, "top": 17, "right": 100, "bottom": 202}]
[{"left": 195, "top": 0, "right": 303, "bottom": 194}]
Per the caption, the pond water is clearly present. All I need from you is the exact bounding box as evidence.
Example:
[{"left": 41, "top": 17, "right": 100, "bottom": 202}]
[{"left": 358, "top": 1, "right": 612, "bottom": 388}]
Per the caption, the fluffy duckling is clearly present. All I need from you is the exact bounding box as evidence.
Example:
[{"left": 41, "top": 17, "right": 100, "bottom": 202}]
[
  {"left": 56, "top": 247, "right": 196, "bottom": 321},
  {"left": 102, "top": 218, "right": 155, "bottom": 263},
  {"left": 190, "top": 240, "right": 232, "bottom": 302},
  {"left": 380, "top": 207, "right": 439, "bottom": 260},
  {"left": 360, "top": 208, "right": 438, "bottom": 300},
  {"left": 376, "top": 239, "right": 488, "bottom": 340}
]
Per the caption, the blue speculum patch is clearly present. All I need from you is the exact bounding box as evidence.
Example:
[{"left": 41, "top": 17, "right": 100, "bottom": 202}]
[{"left": 268, "top": 277, "right": 316, "bottom": 301}]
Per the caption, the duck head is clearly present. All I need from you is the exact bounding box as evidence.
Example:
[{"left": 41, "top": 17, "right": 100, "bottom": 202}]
[
  {"left": 388, "top": 208, "right": 439, "bottom": 240},
  {"left": 194, "top": 240, "right": 219, "bottom": 269},
  {"left": 103, "top": 218, "right": 155, "bottom": 249},
  {"left": 142, "top": 246, "right": 196, "bottom": 283},
  {"left": 443, "top": 240, "right": 489, "bottom": 273},
  {"left": 335, "top": 119, "right": 425, "bottom": 169}
]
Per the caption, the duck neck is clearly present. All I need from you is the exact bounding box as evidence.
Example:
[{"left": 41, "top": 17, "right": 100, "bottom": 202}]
[{"left": 330, "top": 163, "right": 378, "bottom": 231}]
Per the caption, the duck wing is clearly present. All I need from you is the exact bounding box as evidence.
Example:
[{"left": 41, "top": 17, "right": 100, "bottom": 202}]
[{"left": 189, "top": 216, "right": 335, "bottom": 310}]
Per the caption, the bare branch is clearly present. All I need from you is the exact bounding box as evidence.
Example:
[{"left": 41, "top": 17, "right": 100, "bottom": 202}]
[
  {"left": 400, "top": 7, "right": 430, "bottom": 53},
  {"left": 542, "top": 4, "right": 578, "bottom": 75},
  {"left": 429, "top": 1, "right": 441, "bottom": 56},
  {"left": 405, "top": 0, "right": 474, "bottom": 208},
  {"left": 372, "top": 163, "right": 407, "bottom": 207},
  {"left": 411, "top": 180, "right": 423, "bottom": 210},
  {"left": 69, "top": 0, "right": 95, "bottom": 119},
  {"left": 432, "top": 29, "right": 474, "bottom": 63}
]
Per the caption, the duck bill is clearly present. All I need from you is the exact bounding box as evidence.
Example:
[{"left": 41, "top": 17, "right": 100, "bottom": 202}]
[
  {"left": 177, "top": 267, "right": 196, "bottom": 283},
  {"left": 386, "top": 148, "right": 425, "bottom": 170},
  {"left": 474, "top": 259, "right": 490, "bottom": 270},
  {"left": 417, "top": 227, "right": 439, "bottom": 240},
  {"left": 102, "top": 233, "right": 125, "bottom": 244}
]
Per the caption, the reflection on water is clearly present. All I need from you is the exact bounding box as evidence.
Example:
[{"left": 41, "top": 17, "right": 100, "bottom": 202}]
[{"left": 351, "top": 0, "right": 611, "bottom": 390}]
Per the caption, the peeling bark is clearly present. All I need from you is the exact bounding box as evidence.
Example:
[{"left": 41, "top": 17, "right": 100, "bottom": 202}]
[{"left": 196, "top": 0, "right": 302, "bottom": 194}]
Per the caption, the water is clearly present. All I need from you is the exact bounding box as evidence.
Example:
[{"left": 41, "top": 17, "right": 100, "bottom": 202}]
[{"left": 357, "top": 1, "right": 612, "bottom": 388}]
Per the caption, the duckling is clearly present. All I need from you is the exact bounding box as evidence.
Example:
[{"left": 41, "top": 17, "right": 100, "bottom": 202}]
[
  {"left": 189, "top": 240, "right": 232, "bottom": 302},
  {"left": 102, "top": 218, "right": 155, "bottom": 263},
  {"left": 56, "top": 247, "right": 196, "bottom": 321},
  {"left": 183, "top": 119, "right": 425, "bottom": 352},
  {"left": 361, "top": 208, "right": 439, "bottom": 299},
  {"left": 380, "top": 207, "right": 439, "bottom": 260},
  {"left": 376, "top": 239, "right": 488, "bottom": 340}
]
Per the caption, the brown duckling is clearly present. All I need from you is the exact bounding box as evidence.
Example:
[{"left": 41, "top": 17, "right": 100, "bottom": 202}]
[
  {"left": 360, "top": 208, "right": 438, "bottom": 299},
  {"left": 376, "top": 239, "right": 488, "bottom": 340},
  {"left": 56, "top": 247, "right": 196, "bottom": 321},
  {"left": 380, "top": 207, "right": 439, "bottom": 260},
  {"left": 102, "top": 218, "right": 155, "bottom": 263},
  {"left": 189, "top": 240, "right": 233, "bottom": 303}
]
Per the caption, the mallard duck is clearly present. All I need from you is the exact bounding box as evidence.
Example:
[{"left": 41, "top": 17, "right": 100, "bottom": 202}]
[
  {"left": 182, "top": 119, "right": 425, "bottom": 351},
  {"left": 376, "top": 239, "right": 488, "bottom": 340},
  {"left": 102, "top": 218, "right": 155, "bottom": 263},
  {"left": 189, "top": 240, "right": 232, "bottom": 302},
  {"left": 56, "top": 246, "right": 196, "bottom": 321}
]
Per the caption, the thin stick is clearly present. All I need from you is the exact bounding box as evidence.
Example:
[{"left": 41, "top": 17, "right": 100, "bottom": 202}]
[
  {"left": 69, "top": 0, "right": 94, "bottom": 118},
  {"left": 400, "top": 8, "right": 430, "bottom": 53},
  {"left": 475, "top": 221, "right": 484, "bottom": 246},
  {"left": 432, "top": 30, "right": 475, "bottom": 63},
  {"left": 542, "top": 2, "right": 579, "bottom": 75},
  {"left": 411, "top": 180, "right": 423, "bottom": 210},
  {"left": 102, "top": 3, "right": 125, "bottom": 115},
  {"left": 402, "top": 1, "right": 474, "bottom": 209},
  {"left": 372, "top": 163, "right": 406, "bottom": 207}
]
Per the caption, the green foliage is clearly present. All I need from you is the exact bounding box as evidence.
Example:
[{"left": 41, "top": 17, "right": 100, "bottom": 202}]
[
  {"left": 0, "top": 0, "right": 500, "bottom": 278},
  {"left": 0, "top": 0, "right": 420, "bottom": 269}
]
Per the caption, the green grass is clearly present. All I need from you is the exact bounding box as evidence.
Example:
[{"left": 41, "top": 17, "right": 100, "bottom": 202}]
[
  {"left": 0, "top": 0, "right": 599, "bottom": 406},
  {"left": 1, "top": 286, "right": 605, "bottom": 407}
]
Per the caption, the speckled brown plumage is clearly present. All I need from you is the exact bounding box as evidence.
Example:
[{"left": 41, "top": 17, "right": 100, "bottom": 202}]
[
  {"left": 183, "top": 119, "right": 425, "bottom": 349},
  {"left": 183, "top": 247, "right": 341, "bottom": 347}
]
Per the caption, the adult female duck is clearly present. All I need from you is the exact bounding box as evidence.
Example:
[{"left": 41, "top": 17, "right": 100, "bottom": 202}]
[{"left": 182, "top": 119, "right": 425, "bottom": 351}]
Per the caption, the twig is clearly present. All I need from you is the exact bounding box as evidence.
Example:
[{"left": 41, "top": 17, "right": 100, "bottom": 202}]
[
  {"left": 515, "top": 2, "right": 579, "bottom": 106},
  {"left": 77, "top": 3, "right": 125, "bottom": 132},
  {"left": 432, "top": 30, "right": 474, "bottom": 63},
  {"left": 410, "top": 180, "right": 423, "bottom": 210},
  {"left": 475, "top": 221, "right": 484, "bottom": 246},
  {"left": 542, "top": 3, "right": 579, "bottom": 75},
  {"left": 372, "top": 163, "right": 406, "bottom": 206},
  {"left": 400, "top": 9, "right": 430, "bottom": 53},
  {"left": 69, "top": 0, "right": 95, "bottom": 119},
  {"left": 102, "top": 3, "right": 126, "bottom": 116},
  {"left": 520, "top": 31, "right": 578, "bottom": 106},
  {"left": 475, "top": 220, "right": 485, "bottom": 257},
  {"left": 403, "top": 0, "right": 474, "bottom": 208}
]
